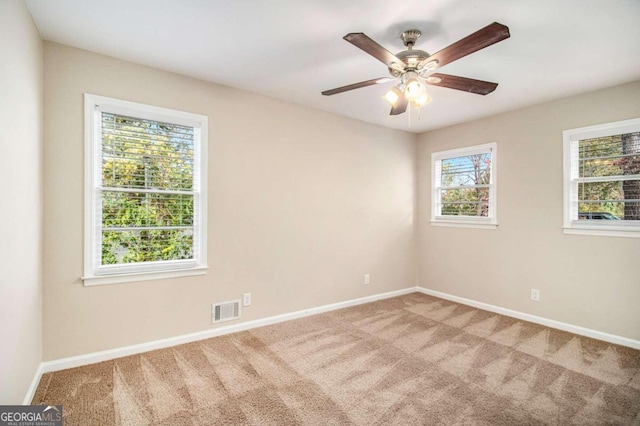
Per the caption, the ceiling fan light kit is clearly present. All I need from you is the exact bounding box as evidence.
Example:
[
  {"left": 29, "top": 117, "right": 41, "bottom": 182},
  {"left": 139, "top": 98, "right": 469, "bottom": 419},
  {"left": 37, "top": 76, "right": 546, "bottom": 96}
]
[
  {"left": 382, "top": 86, "right": 403, "bottom": 106},
  {"left": 413, "top": 93, "right": 431, "bottom": 109},
  {"left": 322, "top": 22, "right": 510, "bottom": 116},
  {"left": 403, "top": 71, "right": 427, "bottom": 100}
]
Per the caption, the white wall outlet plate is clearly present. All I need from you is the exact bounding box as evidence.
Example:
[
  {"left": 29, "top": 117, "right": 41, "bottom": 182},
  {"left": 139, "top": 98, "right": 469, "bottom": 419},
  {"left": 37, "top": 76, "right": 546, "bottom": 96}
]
[
  {"left": 531, "top": 288, "right": 540, "bottom": 302},
  {"left": 364, "top": 274, "right": 370, "bottom": 285},
  {"left": 243, "top": 292, "right": 252, "bottom": 307}
]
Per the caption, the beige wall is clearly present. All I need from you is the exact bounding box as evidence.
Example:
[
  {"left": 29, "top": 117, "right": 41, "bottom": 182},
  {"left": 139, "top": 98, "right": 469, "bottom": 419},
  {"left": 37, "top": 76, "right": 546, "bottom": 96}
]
[
  {"left": 417, "top": 80, "right": 640, "bottom": 341},
  {"left": 39, "top": 35, "right": 640, "bottom": 363},
  {"left": 42, "top": 42, "right": 416, "bottom": 360},
  {"left": 0, "top": 1, "right": 43, "bottom": 404}
]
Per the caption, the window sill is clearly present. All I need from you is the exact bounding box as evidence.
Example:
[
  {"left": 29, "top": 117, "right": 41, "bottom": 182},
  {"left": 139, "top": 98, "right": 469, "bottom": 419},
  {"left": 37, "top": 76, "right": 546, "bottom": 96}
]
[
  {"left": 83, "top": 266, "right": 208, "bottom": 286},
  {"left": 563, "top": 227, "right": 640, "bottom": 239},
  {"left": 430, "top": 220, "right": 498, "bottom": 230}
]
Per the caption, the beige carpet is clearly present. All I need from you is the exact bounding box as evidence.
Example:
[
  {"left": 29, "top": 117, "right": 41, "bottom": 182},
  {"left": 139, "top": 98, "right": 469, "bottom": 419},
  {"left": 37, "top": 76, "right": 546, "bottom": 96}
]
[{"left": 32, "top": 293, "right": 640, "bottom": 425}]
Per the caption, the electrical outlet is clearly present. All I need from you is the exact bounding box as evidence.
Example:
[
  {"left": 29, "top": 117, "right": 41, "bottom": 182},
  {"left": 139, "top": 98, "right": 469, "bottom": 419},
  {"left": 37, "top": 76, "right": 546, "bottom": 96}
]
[
  {"left": 364, "top": 274, "right": 370, "bottom": 285},
  {"left": 531, "top": 288, "right": 540, "bottom": 302},
  {"left": 243, "top": 292, "right": 252, "bottom": 306}
]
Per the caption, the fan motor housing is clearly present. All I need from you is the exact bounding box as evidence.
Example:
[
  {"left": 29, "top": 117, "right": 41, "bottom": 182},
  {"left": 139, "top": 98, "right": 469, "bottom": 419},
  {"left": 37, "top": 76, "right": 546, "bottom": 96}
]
[
  {"left": 388, "top": 49, "right": 431, "bottom": 77},
  {"left": 387, "top": 29, "right": 431, "bottom": 77}
]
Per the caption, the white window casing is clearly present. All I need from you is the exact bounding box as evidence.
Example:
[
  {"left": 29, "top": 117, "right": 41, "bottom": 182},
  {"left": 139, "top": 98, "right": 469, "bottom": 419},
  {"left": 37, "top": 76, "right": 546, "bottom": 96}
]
[
  {"left": 84, "top": 94, "right": 208, "bottom": 285},
  {"left": 563, "top": 118, "right": 640, "bottom": 238},
  {"left": 431, "top": 142, "right": 498, "bottom": 229}
]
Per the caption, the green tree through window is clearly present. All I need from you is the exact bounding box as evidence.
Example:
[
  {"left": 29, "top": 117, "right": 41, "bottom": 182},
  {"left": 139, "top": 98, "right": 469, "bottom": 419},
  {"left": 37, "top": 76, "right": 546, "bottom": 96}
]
[
  {"left": 577, "top": 132, "right": 640, "bottom": 220},
  {"left": 100, "top": 113, "right": 196, "bottom": 265},
  {"left": 431, "top": 142, "right": 497, "bottom": 228},
  {"left": 440, "top": 153, "right": 491, "bottom": 217}
]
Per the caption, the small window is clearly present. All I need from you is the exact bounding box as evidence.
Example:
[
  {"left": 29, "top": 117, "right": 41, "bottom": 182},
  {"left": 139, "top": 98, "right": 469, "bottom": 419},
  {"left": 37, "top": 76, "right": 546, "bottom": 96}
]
[
  {"left": 431, "top": 143, "right": 497, "bottom": 228},
  {"left": 84, "top": 94, "right": 208, "bottom": 285},
  {"left": 563, "top": 118, "right": 640, "bottom": 238}
]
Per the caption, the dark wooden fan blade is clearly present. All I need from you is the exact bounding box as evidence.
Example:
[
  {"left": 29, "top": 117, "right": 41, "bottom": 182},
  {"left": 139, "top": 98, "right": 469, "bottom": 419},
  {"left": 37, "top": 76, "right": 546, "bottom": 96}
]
[
  {"left": 344, "top": 33, "right": 405, "bottom": 70},
  {"left": 428, "top": 22, "right": 510, "bottom": 68},
  {"left": 390, "top": 93, "right": 408, "bottom": 115},
  {"left": 426, "top": 73, "right": 498, "bottom": 95},
  {"left": 322, "top": 77, "right": 392, "bottom": 96}
]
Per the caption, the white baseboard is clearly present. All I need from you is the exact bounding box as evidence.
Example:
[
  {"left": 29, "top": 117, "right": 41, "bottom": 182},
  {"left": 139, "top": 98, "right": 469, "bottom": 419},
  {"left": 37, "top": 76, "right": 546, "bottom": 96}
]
[
  {"left": 22, "top": 363, "right": 44, "bottom": 405},
  {"left": 25, "top": 284, "right": 640, "bottom": 404},
  {"left": 37, "top": 287, "right": 416, "bottom": 376},
  {"left": 416, "top": 287, "right": 640, "bottom": 350}
]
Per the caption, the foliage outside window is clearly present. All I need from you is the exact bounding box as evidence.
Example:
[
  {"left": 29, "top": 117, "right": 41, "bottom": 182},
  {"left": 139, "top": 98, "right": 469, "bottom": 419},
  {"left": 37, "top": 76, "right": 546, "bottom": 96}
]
[
  {"left": 84, "top": 94, "right": 208, "bottom": 285},
  {"left": 431, "top": 143, "right": 497, "bottom": 228},
  {"left": 563, "top": 118, "right": 640, "bottom": 238}
]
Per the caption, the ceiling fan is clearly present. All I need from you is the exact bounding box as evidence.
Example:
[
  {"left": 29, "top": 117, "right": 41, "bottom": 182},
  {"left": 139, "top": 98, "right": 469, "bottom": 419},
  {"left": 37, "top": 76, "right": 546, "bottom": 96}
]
[{"left": 322, "top": 22, "right": 510, "bottom": 115}]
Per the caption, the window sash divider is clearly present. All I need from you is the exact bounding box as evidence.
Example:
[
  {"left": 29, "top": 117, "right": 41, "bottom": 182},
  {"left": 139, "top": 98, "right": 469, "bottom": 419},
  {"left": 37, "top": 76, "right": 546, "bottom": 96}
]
[
  {"left": 441, "top": 201, "right": 488, "bottom": 205},
  {"left": 574, "top": 175, "right": 640, "bottom": 183},
  {"left": 103, "top": 226, "right": 194, "bottom": 232},
  {"left": 578, "top": 198, "right": 640, "bottom": 204},
  {"left": 103, "top": 151, "right": 192, "bottom": 162},
  {"left": 438, "top": 184, "right": 491, "bottom": 190},
  {"left": 99, "top": 186, "right": 195, "bottom": 195}
]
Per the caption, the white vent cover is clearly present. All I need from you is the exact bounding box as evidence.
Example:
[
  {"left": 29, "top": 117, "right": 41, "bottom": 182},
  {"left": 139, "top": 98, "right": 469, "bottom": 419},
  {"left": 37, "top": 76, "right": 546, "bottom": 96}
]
[{"left": 212, "top": 299, "right": 241, "bottom": 324}]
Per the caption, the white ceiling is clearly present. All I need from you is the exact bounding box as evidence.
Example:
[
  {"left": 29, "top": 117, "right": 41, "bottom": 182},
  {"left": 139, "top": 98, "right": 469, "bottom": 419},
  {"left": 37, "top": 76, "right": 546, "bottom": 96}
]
[{"left": 26, "top": 0, "right": 640, "bottom": 133}]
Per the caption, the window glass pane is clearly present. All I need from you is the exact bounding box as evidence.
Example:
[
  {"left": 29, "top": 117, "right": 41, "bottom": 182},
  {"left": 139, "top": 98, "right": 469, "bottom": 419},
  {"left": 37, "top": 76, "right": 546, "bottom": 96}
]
[
  {"left": 102, "top": 191, "right": 194, "bottom": 228},
  {"left": 577, "top": 181, "right": 640, "bottom": 220},
  {"left": 102, "top": 113, "right": 194, "bottom": 190},
  {"left": 577, "top": 205, "right": 626, "bottom": 220},
  {"left": 579, "top": 132, "right": 640, "bottom": 178},
  {"left": 578, "top": 132, "right": 640, "bottom": 221},
  {"left": 441, "top": 188, "right": 489, "bottom": 217},
  {"left": 441, "top": 153, "right": 491, "bottom": 186},
  {"left": 100, "top": 112, "right": 196, "bottom": 266},
  {"left": 102, "top": 229, "right": 194, "bottom": 265}
]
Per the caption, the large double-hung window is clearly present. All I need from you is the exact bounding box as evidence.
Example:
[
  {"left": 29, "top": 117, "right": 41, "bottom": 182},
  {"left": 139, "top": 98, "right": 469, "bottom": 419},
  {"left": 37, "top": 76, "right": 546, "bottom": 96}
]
[
  {"left": 431, "top": 142, "right": 498, "bottom": 228},
  {"left": 84, "top": 94, "right": 208, "bottom": 285},
  {"left": 563, "top": 118, "right": 640, "bottom": 238}
]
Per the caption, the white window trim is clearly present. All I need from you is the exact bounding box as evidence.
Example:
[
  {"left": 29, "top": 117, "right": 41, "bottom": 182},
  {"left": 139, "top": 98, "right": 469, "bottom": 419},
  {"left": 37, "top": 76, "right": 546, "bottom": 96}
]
[
  {"left": 562, "top": 118, "right": 640, "bottom": 239},
  {"left": 83, "top": 94, "right": 208, "bottom": 285},
  {"left": 431, "top": 142, "right": 498, "bottom": 229}
]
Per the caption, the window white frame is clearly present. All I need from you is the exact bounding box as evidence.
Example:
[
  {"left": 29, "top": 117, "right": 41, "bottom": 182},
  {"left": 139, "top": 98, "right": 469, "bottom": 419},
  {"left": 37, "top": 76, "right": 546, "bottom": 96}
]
[
  {"left": 563, "top": 117, "right": 640, "bottom": 238},
  {"left": 431, "top": 142, "right": 498, "bottom": 229},
  {"left": 83, "top": 94, "right": 208, "bottom": 285}
]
